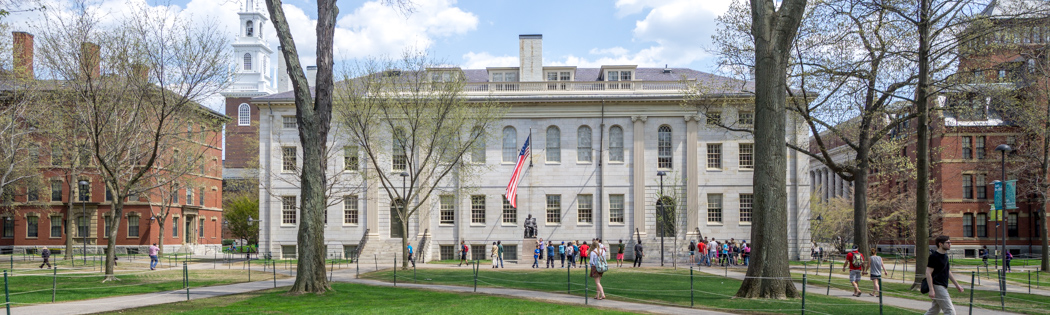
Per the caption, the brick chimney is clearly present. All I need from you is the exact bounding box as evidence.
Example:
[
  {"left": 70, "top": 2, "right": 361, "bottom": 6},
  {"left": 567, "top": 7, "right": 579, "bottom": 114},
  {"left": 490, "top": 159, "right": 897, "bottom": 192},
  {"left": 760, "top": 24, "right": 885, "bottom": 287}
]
[
  {"left": 12, "top": 31, "right": 33, "bottom": 80},
  {"left": 80, "top": 42, "right": 101, "bottom": 79}
]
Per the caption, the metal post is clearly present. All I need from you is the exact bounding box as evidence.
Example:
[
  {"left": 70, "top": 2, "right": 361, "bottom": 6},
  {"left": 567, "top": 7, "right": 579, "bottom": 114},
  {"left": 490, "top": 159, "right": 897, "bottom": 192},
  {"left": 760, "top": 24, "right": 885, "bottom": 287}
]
[
  {"left": 969, "top": 272, "right": 975, "bottom": 315},
  {"left": 567, "top": 261, "right": 571, "bottom": 294},
  {"left": 827, "top": 259, "right": 833, "bottom": 295},
  {"left": 413, "top": 262, "right": 416, "bottom": 283},
  {"left": 585, "top": 264, "right": 589, "bottom": 305},
  {"left": 1000, "top": 270, "right": 1005, "bottom": 311},
  {"left": 374, "top": 254, "right": 378, "bottom": 272},
  {"left": 802, "top": 274, "right": 807, "bottom": 315},
  {"left": 356, "top": 255, "right": 360, "bottom": 278},
  {"left": 690, "top": 267, "right": 694, "bottom": 307},
  {"left": 1030, "top": 270, "right": 1032, "bottom": 294},
  {"left": 52, "top": 267, "right": 57, "bottom": 303},
  {"left": 272, "top": 261, "right": 276, "bottom": 288},
  {"left": 4, "top": 270, "right": 9, "bottom": 315},
  {"left": 473, "top": 260, "right": 477, "bottom": 292},
  {"left": 329, "top": 257, "right": 334, "bottom": 282},
  {"left": 248, "top": 259, "right": 251, "bottom": 282},
  {"left": 878, "top": 277, "right": 883, "bottom": 315}
]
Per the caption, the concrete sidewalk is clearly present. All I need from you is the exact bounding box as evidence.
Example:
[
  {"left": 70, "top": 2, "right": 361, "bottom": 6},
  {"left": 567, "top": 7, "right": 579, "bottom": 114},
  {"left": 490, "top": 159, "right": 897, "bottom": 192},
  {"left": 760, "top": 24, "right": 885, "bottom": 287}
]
[{"left": 697, "top": 268, "right": 1018, "bottom": 315}]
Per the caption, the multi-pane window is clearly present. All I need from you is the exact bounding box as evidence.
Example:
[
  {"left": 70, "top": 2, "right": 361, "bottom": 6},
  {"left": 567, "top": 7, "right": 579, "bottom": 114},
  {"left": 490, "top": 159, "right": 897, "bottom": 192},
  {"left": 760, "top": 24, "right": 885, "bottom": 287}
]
[
  {"left": 740, "top": 194, "right": 753, "bottom": 223},
  {"left": 105, "top": 187, "right": 112, "bottom": 201},
  {"left": 172, "top": 217, "right": 178, "bottom": 238},
  {"left": 27, "top": 186, "right": 38, "bottom": 202},
  {"left": 707, "top": 144, "right": 722, "bottom": 169},
  {"left": 470, "top": 127, "right": 486, "bottom": 164},
  {"left": 50, "top": 216, "right": 61, "bottom": 238},
  {"left": 282, "top": 196, "right": 297, "bottom": 224},
  {"left": 1008, "top": 213, "right": 1018, "bottom": 237},
  {"left": 658, "top": 126, "right": 672, "bottom": 169},
  {"left": 186, "top": 188, "right": 193, "bottom": 206},
  {"left": 199, "top": 188, "right": 205, "bottom": 206},
  {"left": 392, "top": 128, "right": 407, "bottom": 171},
  {"left": 706, "top": 111, "right": 721, "bottom": 125},
  {"left": 51, "top": 146, "right": 63, "bottom": 166},
  {"left": 976, "top": 136, "right": 986, "bottom": 159},
  {"left": 344, "top": 146, "right": 359, "bottom": 171},
  {"left": 577, "top": 194, "right": 593, "bottom": 223},
  {"left": 964, "top": 213, "right": 974, "bottom": 237},
  {"left": 471, "top": 195, "right": 485, "bottom": 224},
  {"left": 78, "top": 216, "right": 89, "bottom": 238},
  {"left": 199, "top": 218, "right": 204, "bottom": 238},
  {"left": 502, "top": 195, "right": 516, "bottom": 224},
  {"left": 546, "top": 126, "right": 560, "bottom": 162},
  {"left": 243, "top": 53, "right": 252, "bottom": 70},
  {"left": 609, "top": 194, "right": 625, "bottom": 223},
  {"left": 577, "top": 126, "right": 592, "bottom": 162},
  {"left": 78, "top": 181, "right": 90, "bottom": 202},
  {"left": 51, "top": 181, "right": 62, "bottom": 202},
  {"left": 977, "top": 213, "right": 987, "bottom": 237},
  {"left": 963, "top": 174, "right": 973, "bottom": 199},
  {"left": 2, "top": 218, "right": 11, "bottom": 238},
  {"left": 439, "top": 195, "right": 454, "bottom": 225},
  {"left": 738, "top": 111, "right": 753, "bottom": 126},
  {"left": 739, "top": 143, "right": 754, "bottom": 170},
  {"left": 172, "top": 188, "right": 179, "bottom": 204},
  {"left": 128, "top": 215, "right": 140, "bottom": 237},
  {"left": 976, "top": 174, "right": 987, "bottom": 199},
  {"left": 104, "top": 216, "right": 111, "bottom": 236},
  {"left": 282, "top": 147, "right": 296, "bottom": 172},
  {"left": 27, "top": 216, "right": 38, "bottom": 238},
  {"left": 440, "top": 245, "right": 455, "bottom": 260},
  {"left": 344, "top": 196, "right": 359, "bottom": 224},
  {"left": 609, "top": 126, "right": 624, "bottom": 162},
  {"left": 502, "top": 127, "right": 517, "bottom": 163},
  {"left": 237, "top": 104, "right": 250, "bottom": 126},
  {"left": 962, "top": 136, "right": 973, "bottom": 159},
  {"left": 546, "top": 71, "right": 572, "bottom": 89},
  {"left": 546, "top": 195, "right": 561, "bottom": 224},
  {"left": 707, "top": 194, "right": 723, "bottom": 223}
]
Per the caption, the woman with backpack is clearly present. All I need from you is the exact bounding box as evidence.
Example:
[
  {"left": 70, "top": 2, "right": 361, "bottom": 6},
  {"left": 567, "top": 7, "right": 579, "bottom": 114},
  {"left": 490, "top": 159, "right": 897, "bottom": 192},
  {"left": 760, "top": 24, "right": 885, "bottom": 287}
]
[
  {"left": 1005, "top": 251, "right": 1013, "bottom": 272},
  {"left": 589, "top": 240, "right": 607, "bottom": 300}
]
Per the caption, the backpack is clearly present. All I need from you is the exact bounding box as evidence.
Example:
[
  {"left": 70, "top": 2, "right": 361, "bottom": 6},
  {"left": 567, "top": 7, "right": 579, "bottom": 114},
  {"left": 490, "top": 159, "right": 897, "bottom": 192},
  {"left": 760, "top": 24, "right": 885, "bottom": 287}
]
[
  {"left": 594, "top": 249, "right": 609, "bottom": 273},
  {"left": 851, "top": 253, "right": 864, "bottom": 268},
  {"left": 463, "top": 245, "right": 469, "bottom": 253}
]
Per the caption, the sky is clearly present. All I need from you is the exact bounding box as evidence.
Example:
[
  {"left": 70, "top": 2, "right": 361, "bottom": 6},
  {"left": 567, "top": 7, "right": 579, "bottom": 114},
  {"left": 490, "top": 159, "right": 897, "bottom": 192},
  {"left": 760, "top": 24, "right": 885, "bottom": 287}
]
[{"left": 9, "top": 0, "right": 733, "bottom": 111}]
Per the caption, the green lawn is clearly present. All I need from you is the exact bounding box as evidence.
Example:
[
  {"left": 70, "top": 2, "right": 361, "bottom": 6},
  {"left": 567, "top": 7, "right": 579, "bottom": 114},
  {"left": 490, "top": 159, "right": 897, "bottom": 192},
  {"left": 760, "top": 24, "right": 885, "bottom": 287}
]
[
  {"left": 4, "top": 267, "right": 285, "bottom": 305},
  {"left": 360, "top": 267, "right": 918, "bottom": 314},
  {"left": 102, "top": 283, "right": 633, "bottom": 315},
  {"left": 793, "top": 273, "right": 1050, "bottom": 314}
]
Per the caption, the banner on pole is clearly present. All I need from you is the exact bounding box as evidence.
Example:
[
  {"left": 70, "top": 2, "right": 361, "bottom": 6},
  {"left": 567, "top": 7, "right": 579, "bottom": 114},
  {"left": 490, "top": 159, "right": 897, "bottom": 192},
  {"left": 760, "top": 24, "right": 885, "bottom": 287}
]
[
  {"left": 994, "top": 181, "right": 1003, "bottom": 211},
  {"left": 1005, "top": 180, "right": 1017, "bottom": 210}
]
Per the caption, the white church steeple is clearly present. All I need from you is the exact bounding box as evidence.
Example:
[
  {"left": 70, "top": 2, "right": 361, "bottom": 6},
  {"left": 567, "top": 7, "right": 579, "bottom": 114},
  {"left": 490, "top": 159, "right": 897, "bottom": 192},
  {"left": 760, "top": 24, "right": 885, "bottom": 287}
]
[{"left": 222, "top": 0, "right": 274, "bottom": 96}]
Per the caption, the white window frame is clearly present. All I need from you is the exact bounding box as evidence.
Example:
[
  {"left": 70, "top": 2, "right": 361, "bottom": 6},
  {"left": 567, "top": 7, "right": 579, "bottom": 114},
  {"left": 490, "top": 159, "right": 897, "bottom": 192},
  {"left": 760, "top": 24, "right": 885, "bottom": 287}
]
[
  {"left": 237, "top": 104, "right": 251, "bottom": 126},
  {"left": 546, "top": 126, "right": 560, "bottom": 163}
]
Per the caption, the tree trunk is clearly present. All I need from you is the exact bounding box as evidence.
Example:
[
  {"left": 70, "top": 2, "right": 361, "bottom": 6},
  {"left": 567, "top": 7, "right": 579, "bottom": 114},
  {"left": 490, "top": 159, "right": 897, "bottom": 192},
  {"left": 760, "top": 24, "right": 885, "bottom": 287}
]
[
  {"left": 736, "top": 0, "right": 807, "bottom": 299},
  {"left": 402, "top": 220, "right": 410, "bottom": 270},
  {"left": 854, "top": 137, "right": 870, "bottom": 257},
  {"left": 157, "top": 217, "right": 167, "bottom": 256},
  {"left": 265, "top": 0, "right": 337, "bottom": 294},
  {"left": 104, "top": 200, "right": 123, "bottom": 281},
  {"left": 64, "top": 180, "right": 77, "bottom": 260},
  {"left": 1041, "top": 195, "right": 1049, "bottom": 272},
  {"left": 910, "top": 0, "right": 932, "bottom": 291}
]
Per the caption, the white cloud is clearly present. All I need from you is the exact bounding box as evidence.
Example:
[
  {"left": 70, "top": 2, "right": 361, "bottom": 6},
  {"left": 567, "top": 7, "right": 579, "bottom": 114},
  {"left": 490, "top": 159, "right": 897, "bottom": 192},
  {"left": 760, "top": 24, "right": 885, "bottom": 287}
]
[{"left": 461, "top": 52, "right": 516, "bottom": 69}]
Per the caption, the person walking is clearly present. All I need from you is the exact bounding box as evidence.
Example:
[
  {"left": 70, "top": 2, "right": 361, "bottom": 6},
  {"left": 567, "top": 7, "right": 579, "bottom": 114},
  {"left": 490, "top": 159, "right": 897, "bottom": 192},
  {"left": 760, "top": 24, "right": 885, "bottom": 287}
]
[
  {"left": 980, "top": 246, "right": 988, "bottom": 267},
  {"left": 497, "top": 241, "right": 505, "bottom": 268},
  {"left": 408, "top": 244, "right": 416, "bottom": 268},
  {"left": 148, "top": 243, "right": 160, "bottom": 271},
  {"left": 1005, "top": 251, "right": 1013, "bottom": 273},
  {"left": 491, "top": 242, "right": 499, "bottom": 268},
  {"left": 742, "top": 242, "right": 751, "bottom": 266},
  {"left": 559, "top": 242, "right": 566, "bottom": 267},
  {"left": 532, "top": 245, "right": 541, "bottom": 268},
  {"left": 688, "top": 241, "right": 697, "bottom": 265},
  {"left": 633, "top": 241, "right": 644, "bottom": 267},
  {"left": 566, "top": 241, "right": 576, "bottom": 268},
  {"left": 579, "top": 242, "right": 590, "bottom": 266},
  {"left": 590, "top": 240, "right": 607, "bottom": 300},
  {"left": 843, "top": 245, "right": 866, "bottom": 297},
  {"left": 616, "top": 240, "right": 625, "bottom": 267},
  {"left": 707, "top": 238, "right": 717, "bottom": 267},
  {"left": 39, "top": 247, "right": 52, "bottom": 269},
  {"left": 546, "top": 242, "right": 556, "bottom": 268},
  {"left": 458, "top": 241, "right": 469, "bottom": 267},
  {"left": 925, "top": 235, "right": 964, "bottom": 315},
  {"left": 869, "top": 248, "right": 883, "bottom": 296}
]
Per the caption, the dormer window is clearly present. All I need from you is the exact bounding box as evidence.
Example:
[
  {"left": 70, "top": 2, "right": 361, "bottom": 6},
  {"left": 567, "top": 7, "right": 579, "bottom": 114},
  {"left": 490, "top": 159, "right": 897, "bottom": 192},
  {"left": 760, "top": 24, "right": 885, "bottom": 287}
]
[
  {"left": 490, "top": 71, "right": 519, "bottom": 91},
  {"left": 246, "top": 21, "right": 254, "bottom": 37},
  {"left": 545, "top": 70, "right": 572, "bottom": 90},
  {"left": 606, "top": 70, "right": 633, "bottom": 89}
]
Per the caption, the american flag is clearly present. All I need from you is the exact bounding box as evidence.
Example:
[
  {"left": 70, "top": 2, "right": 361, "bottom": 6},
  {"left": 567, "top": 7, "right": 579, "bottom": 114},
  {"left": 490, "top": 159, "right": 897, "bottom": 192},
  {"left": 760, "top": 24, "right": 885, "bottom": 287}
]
[{"left": 506, "top": 135, "right": 531, "bottom": 208}]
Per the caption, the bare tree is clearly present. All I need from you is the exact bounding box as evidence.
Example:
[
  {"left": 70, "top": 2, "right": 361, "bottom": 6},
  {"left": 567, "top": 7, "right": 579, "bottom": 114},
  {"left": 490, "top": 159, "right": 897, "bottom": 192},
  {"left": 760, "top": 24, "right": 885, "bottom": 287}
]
[
  {"left": 37, "top": 2, "right": 230, "bottom": 281},
  {"left": 141, "top": 124, "right": 217, "bottom": 256},
  {"left": 734, "top": 0, "right": 808, "bottom": 299},
  {"left": 332, "top": 55, "right": 502, "bottom": 270}
]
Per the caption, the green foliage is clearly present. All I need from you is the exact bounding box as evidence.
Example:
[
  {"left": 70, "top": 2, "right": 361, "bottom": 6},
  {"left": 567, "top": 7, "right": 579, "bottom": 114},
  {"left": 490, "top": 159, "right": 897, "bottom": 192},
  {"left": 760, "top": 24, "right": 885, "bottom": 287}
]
[{"left": 224, "top": 194, "right": 259, "bottom": 245}]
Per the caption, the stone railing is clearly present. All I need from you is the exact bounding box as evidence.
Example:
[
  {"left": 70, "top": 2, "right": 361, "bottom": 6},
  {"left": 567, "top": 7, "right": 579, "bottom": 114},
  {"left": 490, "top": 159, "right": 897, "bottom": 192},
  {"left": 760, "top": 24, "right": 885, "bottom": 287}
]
[{"left": 462, "top": 80, "right": 692, "bottom": 94}]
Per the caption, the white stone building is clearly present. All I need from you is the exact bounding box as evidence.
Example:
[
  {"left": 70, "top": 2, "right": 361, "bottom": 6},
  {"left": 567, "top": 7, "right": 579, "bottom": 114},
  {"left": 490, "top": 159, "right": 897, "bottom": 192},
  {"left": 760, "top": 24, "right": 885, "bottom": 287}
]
[{"left": 244, "top": 34, "right": 813, "bottom": 262}]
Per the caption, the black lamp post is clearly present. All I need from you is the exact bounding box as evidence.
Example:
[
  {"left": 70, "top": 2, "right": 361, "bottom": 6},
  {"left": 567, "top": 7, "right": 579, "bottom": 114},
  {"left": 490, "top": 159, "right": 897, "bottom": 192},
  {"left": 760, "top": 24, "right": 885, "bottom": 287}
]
[
  {"left": 995, "top": 144, "right": 1011, "bottom": 284},
  {"left": 810, "top": 214, "right": 823, "bottom": 260},
  {"left": 247, "top": 216, "right": 261, "bottom": 260},
  {"left": 657, "top": 171, "right": 666, "bottom": 266},
  {"left": 78, "top": 180, "right": 89, "bottom": 263}
]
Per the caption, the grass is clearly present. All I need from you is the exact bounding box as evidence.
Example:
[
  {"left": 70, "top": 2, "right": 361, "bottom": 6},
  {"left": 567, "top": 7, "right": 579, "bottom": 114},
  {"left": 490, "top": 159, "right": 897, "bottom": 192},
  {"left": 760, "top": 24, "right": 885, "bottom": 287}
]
[
  {"left": 792, "top": 272, "right": 1050, "bottom": 314},
  {"left": 3, "top": 265, "right": 289, "bottom": 306},
  {"left": 101, "top": 283, "right": 633, "bottom": 315},
  {"left": 359, "top": 267, "right": 917, "bottom": 314}
]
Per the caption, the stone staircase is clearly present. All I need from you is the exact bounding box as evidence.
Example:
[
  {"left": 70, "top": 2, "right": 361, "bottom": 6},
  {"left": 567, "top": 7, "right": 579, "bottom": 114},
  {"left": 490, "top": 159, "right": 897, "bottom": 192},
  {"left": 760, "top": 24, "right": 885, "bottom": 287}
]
[{"left": 357, "top": 234, "right": 423, "bottom": 264}]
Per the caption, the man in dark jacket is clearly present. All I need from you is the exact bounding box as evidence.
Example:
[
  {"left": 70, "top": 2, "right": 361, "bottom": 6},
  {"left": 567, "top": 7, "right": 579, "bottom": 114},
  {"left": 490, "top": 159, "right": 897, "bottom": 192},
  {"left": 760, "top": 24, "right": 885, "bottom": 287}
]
[
  {"left": 39, "top": 247, "right": 52, "bottom": 269},
  {"left": 633, "top": 242, "right": 643, "bottom": 267}
]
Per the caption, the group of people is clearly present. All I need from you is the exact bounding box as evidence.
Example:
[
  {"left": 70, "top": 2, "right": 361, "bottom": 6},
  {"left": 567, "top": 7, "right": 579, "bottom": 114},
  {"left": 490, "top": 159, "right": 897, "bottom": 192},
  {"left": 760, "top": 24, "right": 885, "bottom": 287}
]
[
  {"left": 528, "top": 238, "right": 623, "bottom": 272},
  {"left": 978, "top": 245, "right": 1014, "bottom": 272},
  {"left": 837, "top": 236, "right": 964, "bottom": 315},
  {"left": 688, "top": 237, "right": 750, "bottom": 267},
  {"left": 36, "top": 243, "right": 160, "bottom": 270}
]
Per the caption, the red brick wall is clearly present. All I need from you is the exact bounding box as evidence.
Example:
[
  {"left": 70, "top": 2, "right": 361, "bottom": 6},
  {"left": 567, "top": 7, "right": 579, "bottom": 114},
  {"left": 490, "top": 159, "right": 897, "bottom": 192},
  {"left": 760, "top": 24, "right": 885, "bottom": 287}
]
[{"left": 224, "top": 97, "right": 259, "bottom": 169}]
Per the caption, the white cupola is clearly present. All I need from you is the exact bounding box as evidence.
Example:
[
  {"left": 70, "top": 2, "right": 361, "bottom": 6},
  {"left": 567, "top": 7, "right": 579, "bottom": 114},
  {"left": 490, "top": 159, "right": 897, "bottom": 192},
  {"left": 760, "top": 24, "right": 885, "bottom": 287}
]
[{"left": 223, "top": 0, "right": 274, "bottom": 96}]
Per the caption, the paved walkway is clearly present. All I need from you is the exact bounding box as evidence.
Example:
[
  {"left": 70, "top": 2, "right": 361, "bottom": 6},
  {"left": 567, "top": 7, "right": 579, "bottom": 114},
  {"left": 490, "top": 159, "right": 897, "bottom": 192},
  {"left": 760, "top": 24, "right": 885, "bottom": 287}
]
[{"left": 698, "top": 268, "right": 1018, "bottom": 315}]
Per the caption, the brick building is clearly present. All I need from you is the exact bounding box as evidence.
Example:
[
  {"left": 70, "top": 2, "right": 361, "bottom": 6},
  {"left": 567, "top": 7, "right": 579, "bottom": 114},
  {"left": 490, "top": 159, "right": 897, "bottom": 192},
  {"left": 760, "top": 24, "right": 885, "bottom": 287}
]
[{"left": 0, "top": 31, "right": 228, "bottom": 255}]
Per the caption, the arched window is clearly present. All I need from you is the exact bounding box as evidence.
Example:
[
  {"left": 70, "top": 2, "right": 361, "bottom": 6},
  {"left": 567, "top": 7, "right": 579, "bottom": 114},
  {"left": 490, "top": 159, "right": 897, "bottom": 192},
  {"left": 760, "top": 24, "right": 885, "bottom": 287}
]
[
  {"left": 658, "top": 125, "right": 672, "bottom": 169},
  {"left": 577, "top": 126, "right": 592, "bottom": 162},
  {"left": 502, "top": 126, "right": 517, "bottom": 163},
  {"left": 243, "top": 53, "right": 252, "bottom": 71},
  {"left": 246, "top": 21, "right": 254, "bottom": 37},
  {"left": 609, "top": 125, "right": 624, "bottom": 162},
  {"left": 545, "top": 126, "right": 560, "bottom": 162},
  {"left": 237, "top": 104, "right": 250, "bottom": 126}
]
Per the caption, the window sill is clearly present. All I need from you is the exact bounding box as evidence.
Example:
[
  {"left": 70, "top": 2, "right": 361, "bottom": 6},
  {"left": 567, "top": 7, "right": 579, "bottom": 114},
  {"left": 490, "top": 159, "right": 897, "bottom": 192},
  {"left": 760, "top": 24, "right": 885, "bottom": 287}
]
[
  {"left": 281, "top": 171, "right": 295, "bottom": 174},
  {"left": 342, "top": 224, "right": 360, "bottom": 227},
  {"left": 608, "top": 161, "right": 625, "bottom": 165},
  {"left": 501, "top": 223, "right": 517, "bottom": 227},
  {"left": 25, "top": 237, "right": 38, "bottom": 240},
  {"left": 439, "top": 223, "right": 455, "bottom": 227},
  {"left": 739, "top": 169, "right": 754, "bottom": 172},
  {"left": 577, "top": 222, "right": 594, "bottom": 226},
  {"left": 127, "top": 236, "right": 140, "bottom": 239},
  {"left": 577, "top": 161, "right": 594, "bottom": 165},
  {"left": 706, "top": 168, "right": 723, "bottom": 172},
  {"left": 739, "top": 222, "right": 752, "bottom": 226},
  {"left": 707, "top": 222, "right": 724, "bottom": 226},
  {"left": 545, "top": 162, "right": 561, "bottom": 165},
  {"left": 343, "top": 170, "right": 359, "bottom": 173},
  {"left": 49, "top": 237, "right": 62, "bottom": 239},
  {"left": 281, "top": 224, "right": 296, "bottom": 227},
  {"left": 545, "top": 223, "right": 561, "bottom": 226},
  {"left": 470, "top": 223, "right": 486, "bottom": 227},
  {"left": 608, "top": 222, "right": 626, "bottom": 226}
]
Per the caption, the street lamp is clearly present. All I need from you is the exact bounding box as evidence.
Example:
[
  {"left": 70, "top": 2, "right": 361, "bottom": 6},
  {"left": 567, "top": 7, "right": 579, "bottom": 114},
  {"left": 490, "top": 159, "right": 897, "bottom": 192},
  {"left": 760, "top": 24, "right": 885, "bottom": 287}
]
[
  {"left": 657, "top": 171, "right": 666, "bottom": 266},
  {"left": 995, "top": 144, "right": 1011, "bottom": 287},
  {"left": 78, "top": 180, "right": 89, "bottom": 263},
  {"left": 247, "top": 216, "right": 261, "bottom": 260}
]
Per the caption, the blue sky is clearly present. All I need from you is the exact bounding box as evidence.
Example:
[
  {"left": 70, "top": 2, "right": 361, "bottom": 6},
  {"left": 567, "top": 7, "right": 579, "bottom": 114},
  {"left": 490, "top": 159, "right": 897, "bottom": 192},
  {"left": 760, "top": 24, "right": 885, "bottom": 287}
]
[{"left": 11, "top": 0, "right": 732, "bottom": 109}]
